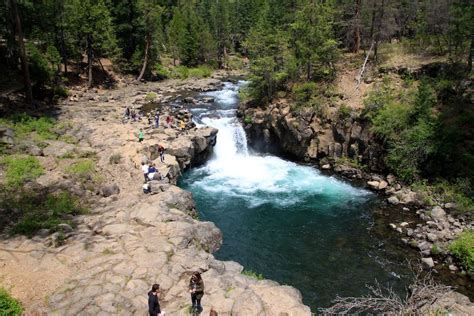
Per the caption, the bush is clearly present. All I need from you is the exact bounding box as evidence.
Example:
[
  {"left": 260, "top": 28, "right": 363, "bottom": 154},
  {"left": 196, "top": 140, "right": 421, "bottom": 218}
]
[
  {"left": 145, "top": 92, "right": 158, "bottom": 102},
  {"left": 0, "top": 155, "right": 44, "bottom": 187},
  {"left": 244, "top": 116, "right": 252, "bottom": 124},
  {"left": 0, "top": 113, "right": 57, "bottom": 141},
  {"left": 0, "top": 288, "right": 23, "bottom": 316},
  {"left": 241, "top": 269, "right": 264, "bottom": 280},
  {"left": 155, "top": 64, "right": 170, "bottom": 79},
  {"left": 292, "top": 82, "right": 318, "bottom": 103},
  {"left": 8, "top": 191, "right": 84, "bottom": 237},
  {"left": 66, "top": 159, "right": 95, "bottom": 182},
  {"left": 338, "top": 104, "right": 352, "bottom": 121},
  {"left": 170, "top": 65, "right": 213, "bottom": 79},
  {"left": 449, "top": 231, "right": 474, "bottom": 273}
]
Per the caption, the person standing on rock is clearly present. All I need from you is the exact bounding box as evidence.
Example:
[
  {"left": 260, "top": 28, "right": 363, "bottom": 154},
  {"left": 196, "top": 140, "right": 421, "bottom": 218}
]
[
  {"left": 138, "top": 129, "right": 145, "bottom": 142},
  {"left": 155, "top": 113, "right": 160, "bottom": 128},
  {"left": 148, "top": 283, "right": 161, "bottom": 316},
  {"left": 189, "top": 271, "right": 205, "bottom": 313},
  {"left": 158, "top": 145, "right": 165, "bottom": 163}
]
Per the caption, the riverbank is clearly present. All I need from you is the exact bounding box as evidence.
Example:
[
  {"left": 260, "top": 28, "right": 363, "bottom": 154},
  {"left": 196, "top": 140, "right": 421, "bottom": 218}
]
[
  {"left": 237, "top": 67, "right": 474, "bottom": 313},
  {"left": 0, "top": 72, "right": 311, "bottom": 315}
]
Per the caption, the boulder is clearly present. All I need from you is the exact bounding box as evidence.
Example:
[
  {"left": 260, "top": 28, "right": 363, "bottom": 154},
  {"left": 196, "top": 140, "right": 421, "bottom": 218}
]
[
  {"left": 427, "top": 233, "right": 438, "bottom": 242},
  {"left": 0, "top": 126, "right": 14, "bottom": 144},
  {"left": 321, "top": 164, "right": 331, "bottom": 170},
  {"left": 388, "top": 196, "right": 400, "bottom": 205},
  {"left": 422, "top": 257, "right": 435, "bottom": 269},
  {"left": 431, "top": 206, "right": 446, "bottom": 220},
  {"left": 100, "top": 184, "right": 120, "bottom": 197},
  {"left": 378, "top": 180, "right": 388, "bottom": 190},
  {"left": 367, "top": 181, "right": 380, "bottom": 190}
]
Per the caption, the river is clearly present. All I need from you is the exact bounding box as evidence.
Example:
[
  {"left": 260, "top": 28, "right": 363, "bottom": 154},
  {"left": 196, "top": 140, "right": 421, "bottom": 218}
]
[{"left": 178, "top": 81, "right": 412, "bottom": 310}]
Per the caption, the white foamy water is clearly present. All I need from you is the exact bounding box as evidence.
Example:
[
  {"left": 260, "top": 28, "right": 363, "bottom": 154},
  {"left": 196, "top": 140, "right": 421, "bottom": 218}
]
[{"left": 189, "top": 82, "right": 372, "bottom": 208}]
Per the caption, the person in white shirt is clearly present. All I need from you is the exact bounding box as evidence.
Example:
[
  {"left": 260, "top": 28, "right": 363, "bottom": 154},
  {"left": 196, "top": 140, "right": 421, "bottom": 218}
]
[{"left": 141, "top": 162, "right": 149, "bottom": 182}]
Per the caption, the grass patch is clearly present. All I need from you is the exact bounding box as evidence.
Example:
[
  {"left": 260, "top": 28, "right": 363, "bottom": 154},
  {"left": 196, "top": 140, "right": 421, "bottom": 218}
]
[
  {"left": 0, "top": 113, "right": 57, "bottom": 141},
  {"left": 65, "top": 159, "right": 96, "bottom": 182},
  {"left": 145, "top": 92, "right": 158, "bottom": 102},
  {"left": 241, "top": 269, "right": 264, "bottom": 280},
  {"left": 0, "top": 288, "right": 23, "bottom": 316},
  {"left": 449, "top": 230, "right": 474, "bottom": 273},
  {"left": 411, "top": 179, "right": 473, "bottom": 214},
  {"left": 0, "top": 189, "right": 85, "bottom": 237},
  {"left": 169, "top": 65, "right": 213, "bottom": 79},
  {"left": 0, "top": 155, "right": 44, "bottom": 187}
]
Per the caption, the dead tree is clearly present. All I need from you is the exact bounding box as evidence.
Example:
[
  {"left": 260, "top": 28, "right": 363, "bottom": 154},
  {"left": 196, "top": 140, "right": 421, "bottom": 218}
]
[{"left": 320, "top": 262, "right": 453, "bottom": 315}]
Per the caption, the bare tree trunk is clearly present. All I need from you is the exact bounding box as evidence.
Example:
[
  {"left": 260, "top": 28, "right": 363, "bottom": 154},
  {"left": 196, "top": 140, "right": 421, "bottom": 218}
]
[
  {"left": 352, "top": 0, "right": 361, "bottom": 53},
  {"left": 356, "top": 41, "right": 374, "bottom": 89},
  {"left": 87, "top": 34, "right": 93, "bottom": 88},
  {"left": 137, "top": 34, "right": 151, "bottom": 81},
  {"left": 10, "top": 0, "right": 33, "bottom": 105},
  {"left": 60, "top": 27, "right": 68, "bottom": 74}
]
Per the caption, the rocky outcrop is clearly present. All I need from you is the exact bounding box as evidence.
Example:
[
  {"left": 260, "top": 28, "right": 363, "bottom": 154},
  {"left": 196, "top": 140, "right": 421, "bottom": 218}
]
[
  {"left": 0, "top": 76, "right": 311, "bottom": 316},
  {"left": 238, "top": 100, "right": 386, "bottom": 171}
]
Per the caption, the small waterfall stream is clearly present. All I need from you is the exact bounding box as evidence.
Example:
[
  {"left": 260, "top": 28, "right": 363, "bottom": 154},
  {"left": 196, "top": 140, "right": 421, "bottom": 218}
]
[{"left": 179, "top": 81, "right": 411, "bottom": 309}]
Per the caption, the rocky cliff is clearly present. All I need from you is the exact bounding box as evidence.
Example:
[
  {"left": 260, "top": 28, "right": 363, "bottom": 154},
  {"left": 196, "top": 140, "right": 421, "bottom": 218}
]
[{"left": 238, "top": 99, "right": 386, "bottom": 172}]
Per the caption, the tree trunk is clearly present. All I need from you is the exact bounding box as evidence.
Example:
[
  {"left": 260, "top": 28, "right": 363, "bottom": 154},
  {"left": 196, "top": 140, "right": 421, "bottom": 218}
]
[
  {"left": 137, "top": 34, "right": 151, "bottom": 81},
  {"left": 373, "top": 0, "right": 385, "bottom": 62},
  {"left": 468, "top": 36, "right": 473, "bottom": 72},
  {"left": 10, "top": 0, "right": 33, "bottom": 105},
  {"left": 352, "top": 0, "right": 361, "bottom": 53},
  {"left": 369, "top": 0, "right": 378, "bottom": 43},
  {"left": 60, "top": 27, "right": 68, "bottom": 74},
  {"left": 307, "top": 61, "right": 312, "bottom": 81},
  {"left": 87, "top": 34, "right": 93, "bottom": 88}
]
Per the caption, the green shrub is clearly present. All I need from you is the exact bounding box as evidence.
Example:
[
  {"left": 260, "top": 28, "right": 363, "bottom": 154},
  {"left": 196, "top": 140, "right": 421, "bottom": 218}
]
[
  {"left": 0, "top": 155, "right": 44, "bottom": 187},
  {"left": 244, "top": 116, "right": 252, "bottom": 124},
  {"left": 3, "top": 190, "right": 85, "bottom": 237},
  {"left": 53, "top": 86, "right": 69, "bottom": 98},
  {"left": 145, "top": 92, "right": 158, "bottom": 102},
  {"left": 449, "top": 231, "right": 474, "bottom": 273},
  {"left": 0, "top": 113, "right": 57, "bottom": 141},
  {"left": 155, "top": 64, "right": 170, "bottom": 79},
  {"left": 241, "top": 269, "right": 264, "bottom": 280},
  {"left": 170, "top": 65, "right": 213, "bottom": 79},
  {"left": 66, "top": 159, "right": 95, "bottom": 182},
  {"left": 188, "top": 66, "right": 212, "bottom": 78},
  {"left": 292, "top": 81, "right": 318, "bottom": 103},
  {"left": 431, "top": 244, "right": 442, "bottom": 255},
  {"left": 337, "top": 104, "right": 352, "bottom": 121},
  {"left": 0, "top": 288, "right": 23, "bottom": 316}
]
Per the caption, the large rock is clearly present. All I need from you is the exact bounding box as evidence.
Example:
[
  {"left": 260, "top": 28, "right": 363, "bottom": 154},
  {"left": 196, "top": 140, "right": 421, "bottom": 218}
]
[
  {"left": 422, "top": 257, "right": 435, "bottom": 269},
  {"left": 43, "top": 141, "right": 75, "bottom": 157},
  {"left": 431, "top": 206, "right": 446, "bottom": 220},
  {"left": 100, "top": 184, "right": 120, "bottom": 197}
]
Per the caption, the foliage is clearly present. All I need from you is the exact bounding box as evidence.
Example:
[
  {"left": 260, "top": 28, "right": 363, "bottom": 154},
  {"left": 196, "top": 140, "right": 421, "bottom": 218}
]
[
  {"left": 145, "top": 92, "right": 158, "bottom": 102},
  {"left": 0, "top": 113, "right": 57, "bottom": 141},
  {"left": 169, "top": 65, "right": 213, "bottom": 79},
  {"left": 367, "top": 80, "right": 437, "bottom": 183},
  {"left": 337, "top": 104, "right": 352, "bottom": 121},
  {"left": 292, "top": 82, "right": 318, "bottom": 104},
  {"left": 0, "top": 155, "right": 44, "bottom": 187},
  {"left": 65, "top": 159, "right": 96, "bottom": 182},
  {"left": 449, "top": 231, "right": 474, "bottom": 273},
  {"left": 1, "top": 189, "right": 85, "bottom": 237},
  {"left": 0, "top": 288, "right": 23, "bottom": 316},
  {"left": 241, "top": 269, "right": 264, "bottom": 280}
]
